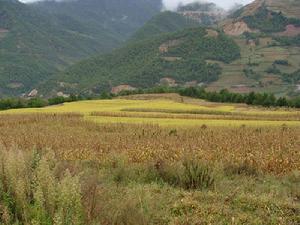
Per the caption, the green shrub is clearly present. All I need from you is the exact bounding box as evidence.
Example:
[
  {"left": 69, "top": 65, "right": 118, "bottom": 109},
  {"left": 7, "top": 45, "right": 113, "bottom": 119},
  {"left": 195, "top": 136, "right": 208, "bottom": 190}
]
[
  {"left": 281, "top": 69, "right": 300, "bottom": 84},
  {"left": 111, "top": 199, "right": 149, "bottom": 225},
  {"left": 152, "top": 159, "right": 215, "bottom": 190},
  {"left": 180, "top": 160, "right": 215, "bottom": 190},
  {"left": 265, "top": 65, "right": 281, "bottom": 75},
  {"left": 243, "top": 67, "right": 261, "bottom": 80},
  {"left": 224, "top": 162, "right": 259, "bottom": 177},
  {"left": 275, "top": 35, "right": 300, "bottom": 46},
  {"left": 27, "top": 98, "right": 48, "bottom": 108},
  {"left": 273, "top": 60, "right": 289, "bottom": 66}
]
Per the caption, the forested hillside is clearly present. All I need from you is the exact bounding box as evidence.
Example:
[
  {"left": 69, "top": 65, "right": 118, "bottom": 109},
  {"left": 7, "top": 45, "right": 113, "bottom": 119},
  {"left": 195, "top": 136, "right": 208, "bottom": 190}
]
[
  {"left": 0, "top": 0, "right": 161, "bottom": 97},
  {"left": 32, "top": 0, "right": 162, "bottom": 41},
  {"left": 45, "top": 28, "right": 240, "bottom": 95},
  {"left": 130, "top": 11, "right": 200, "bottom": 42}
]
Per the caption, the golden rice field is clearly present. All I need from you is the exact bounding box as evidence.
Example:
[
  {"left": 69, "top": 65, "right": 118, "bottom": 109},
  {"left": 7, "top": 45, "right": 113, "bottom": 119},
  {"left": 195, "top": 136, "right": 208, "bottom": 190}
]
[
  {"left": 2, "top": 94, "right": 300, "bottom": 127},
  {"left": 0, "top": 94, "right": 299, "bottom": 224}
]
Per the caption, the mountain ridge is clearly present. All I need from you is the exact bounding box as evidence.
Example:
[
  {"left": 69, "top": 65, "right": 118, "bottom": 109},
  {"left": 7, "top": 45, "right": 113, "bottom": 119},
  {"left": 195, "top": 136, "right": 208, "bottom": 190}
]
[
  {"left": 130, "top": 11, "right": 200, "bottom": 42},
  {"left": 42, "top": 27, "right": 240, "bottom": 96},
  {"left": 1, "top": 0, "right": 300, "bottom": 97},
  {"left": 45, "top": 0, "right": 300, "bottom": 97}
]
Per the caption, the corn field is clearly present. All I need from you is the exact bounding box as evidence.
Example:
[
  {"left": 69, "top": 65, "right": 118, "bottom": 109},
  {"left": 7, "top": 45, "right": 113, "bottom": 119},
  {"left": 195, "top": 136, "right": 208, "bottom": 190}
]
[{"left": 0, "top": 113, "right": 299, "bottom": 224}]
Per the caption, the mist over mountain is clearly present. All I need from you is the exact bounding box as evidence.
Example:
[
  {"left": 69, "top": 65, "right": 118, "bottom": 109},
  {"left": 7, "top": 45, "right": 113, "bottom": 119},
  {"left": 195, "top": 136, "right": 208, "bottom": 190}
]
[
  {"left": 20, "top": 0, "right": 253, "bottom": 11},
  {"left": 162, "top": 0, "right": 253, "bottom": 11}
]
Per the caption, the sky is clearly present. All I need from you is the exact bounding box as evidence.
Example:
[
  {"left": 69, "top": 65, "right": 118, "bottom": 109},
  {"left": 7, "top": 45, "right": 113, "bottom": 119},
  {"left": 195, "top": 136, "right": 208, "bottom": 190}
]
[{"left": 20, "top": 0, "right": 254, "bottom": 10}]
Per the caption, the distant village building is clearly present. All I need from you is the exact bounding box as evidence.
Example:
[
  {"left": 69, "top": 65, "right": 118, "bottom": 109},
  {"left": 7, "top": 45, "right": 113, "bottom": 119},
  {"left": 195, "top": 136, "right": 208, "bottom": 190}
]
[
  {"left": 111, "top": 85, "right": 136, "bottom": 94},
  {"left": 184, "top": 81, "right": 198, "bottom": 88},
  {"left": 248, "top": 39, "right": 257, "bottom": 47},
  {"left": 159, "top": 40, "right": 182, "bottom": 53},
  {"left": 159, "top": 77, "right": 177, "bottom": 87},
  {"left": 57, "top": 92, "right": 70, "bottom": 98},
  {"left": 28, "top": 89, "right": 38, "bottom": 98}
]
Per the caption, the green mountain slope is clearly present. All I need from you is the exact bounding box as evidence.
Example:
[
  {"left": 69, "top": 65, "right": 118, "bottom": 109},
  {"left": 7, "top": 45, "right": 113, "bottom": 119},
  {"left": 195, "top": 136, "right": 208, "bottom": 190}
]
[
  {"left": 32, "top": 0, "right": 162, "bottom": 42},
  {"left": 130, "top": 11, "right": 200, "bottom": 42},
  {"left": 45, "top": 28, "right": 240, "bottom": 95},
  {"left": 0, "top": 0, "right": 161, "bottom": 97}
]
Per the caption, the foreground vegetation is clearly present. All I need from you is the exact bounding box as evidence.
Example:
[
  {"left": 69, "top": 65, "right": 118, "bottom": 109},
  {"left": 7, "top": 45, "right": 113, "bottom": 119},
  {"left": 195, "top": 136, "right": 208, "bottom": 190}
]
[{"left": 0, "top": 113, "right": 299, "bottom": 224}]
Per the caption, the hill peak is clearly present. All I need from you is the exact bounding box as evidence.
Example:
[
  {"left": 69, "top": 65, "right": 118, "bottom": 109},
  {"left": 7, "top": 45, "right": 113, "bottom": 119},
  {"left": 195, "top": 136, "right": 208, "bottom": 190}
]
[
  {"left": 232, "top": 0, "right": 300, "bottom": 19},
  {"left": 223, "top": 0, "right": 300, "bottom": 35}
]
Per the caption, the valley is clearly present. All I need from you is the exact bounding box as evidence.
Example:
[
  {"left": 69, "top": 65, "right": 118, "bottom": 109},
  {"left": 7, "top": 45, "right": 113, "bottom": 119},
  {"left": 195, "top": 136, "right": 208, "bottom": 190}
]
[{"left": 0, "top": 0, "right": 299, "bottom": 224}]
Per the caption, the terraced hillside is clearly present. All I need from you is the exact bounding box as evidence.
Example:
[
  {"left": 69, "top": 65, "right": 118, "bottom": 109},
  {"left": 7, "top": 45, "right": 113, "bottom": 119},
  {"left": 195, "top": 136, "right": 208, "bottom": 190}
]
[
  {"left": 208, "top": 0, "right": 300, "bottom": 96},
  {"left": 206, "top": 36, "right": 300, "bottom": 95},
  {"left": 266, "top": 0, "right": 300, "bottom": 18}
]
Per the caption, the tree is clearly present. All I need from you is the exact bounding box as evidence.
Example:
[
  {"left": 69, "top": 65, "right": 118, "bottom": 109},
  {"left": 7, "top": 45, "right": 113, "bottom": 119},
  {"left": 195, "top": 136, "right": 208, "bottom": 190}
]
[
  {"left": 245, "top": 92, "right": 256, "bottom": 105},
  {"left": 276, "top": 97, "right": 288, "bottom": 107}
]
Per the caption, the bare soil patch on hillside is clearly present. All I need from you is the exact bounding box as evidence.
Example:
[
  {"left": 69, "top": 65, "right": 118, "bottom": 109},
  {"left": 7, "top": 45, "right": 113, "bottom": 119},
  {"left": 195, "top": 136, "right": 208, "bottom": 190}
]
[
  {"left": 277, "top": 24, "right": 300, "bottom": 37},
  {"left": 0, "top": 28, "right": 8, "bottom": 39}
]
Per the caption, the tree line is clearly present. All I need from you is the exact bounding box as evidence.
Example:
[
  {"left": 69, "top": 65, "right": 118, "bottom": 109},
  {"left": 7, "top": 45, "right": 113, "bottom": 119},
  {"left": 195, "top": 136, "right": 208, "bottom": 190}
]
[
  {"left": 178, "top": 88, "right": 300, "bottom": 108},
  {"left": 0, "top": 94, "right": 112, "bottom": 111},
  {"left": 119, "top": 87, "right": 300, "bottom": 108},
  {"left": 1, "top": 87, "right": 300, "bottom": 111}
]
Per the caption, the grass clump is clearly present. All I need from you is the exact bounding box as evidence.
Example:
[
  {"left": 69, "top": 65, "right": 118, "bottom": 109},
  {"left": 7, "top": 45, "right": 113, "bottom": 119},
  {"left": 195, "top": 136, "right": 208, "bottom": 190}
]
[
  {"left": 0, "top": 149, "right": 83, "bottom": 225},
  {"left": 151, "top": 159, "right": 215, "bottom": 190},
  {"left": 224, "top": 162, "right": 260, "bottom": 177},
  {"left": 181, "top": 160, "right": 215, "bottom": 190},
  {"left": 107, "top": 157, "right": 215, "bottom": 191}
]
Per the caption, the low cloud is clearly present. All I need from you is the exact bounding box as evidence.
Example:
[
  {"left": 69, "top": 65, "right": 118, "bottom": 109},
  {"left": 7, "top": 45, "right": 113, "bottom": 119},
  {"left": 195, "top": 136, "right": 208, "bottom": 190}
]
[
  {"left": 162, "top": 0, "right": 254, "bottom": 10},
  {"left": 20, "top": 0, "right": 254, "bottom": 10}
]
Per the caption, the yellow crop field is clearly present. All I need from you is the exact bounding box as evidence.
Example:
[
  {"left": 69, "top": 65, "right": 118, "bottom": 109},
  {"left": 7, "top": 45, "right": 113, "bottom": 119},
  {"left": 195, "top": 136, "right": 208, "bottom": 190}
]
[
  {"left": 89, "top": 115, "right": 299, "bottom": 127},
  {"left": 1, "top": 99, "right": 235, "bottom": 114},
  {"left": 2, "top": 95, "right": 300, "bottom": 127}
]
